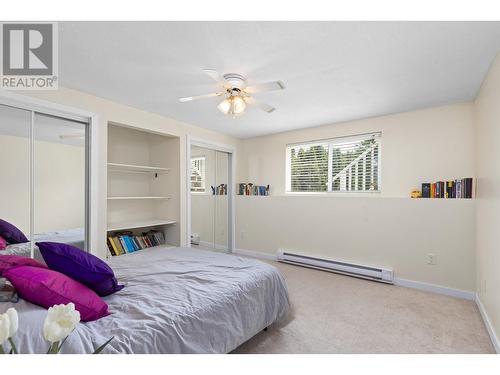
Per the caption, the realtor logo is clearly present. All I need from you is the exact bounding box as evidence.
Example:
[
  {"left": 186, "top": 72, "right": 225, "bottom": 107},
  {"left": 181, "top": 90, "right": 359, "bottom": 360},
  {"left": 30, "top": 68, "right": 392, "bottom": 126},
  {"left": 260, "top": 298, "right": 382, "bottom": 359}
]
[{"left": 1, "top": 22, "right": 58, "bottom": 89}]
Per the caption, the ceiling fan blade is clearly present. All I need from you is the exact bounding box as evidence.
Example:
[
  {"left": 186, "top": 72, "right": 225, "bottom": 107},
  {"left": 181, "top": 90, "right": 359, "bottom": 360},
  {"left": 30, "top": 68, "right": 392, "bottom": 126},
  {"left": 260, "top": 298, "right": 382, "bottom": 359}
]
[
  {"left": 202, "top": 69, "right": 229, "bottom": 87},
  {"left": 245, "top": 81, "right": 285, "bottom": 94},
  {"left": 179, "top": 92, "right": 223, "bottom": 102},
  {"left": 244, "top": 97, "right": 276, "bottom": 113}
]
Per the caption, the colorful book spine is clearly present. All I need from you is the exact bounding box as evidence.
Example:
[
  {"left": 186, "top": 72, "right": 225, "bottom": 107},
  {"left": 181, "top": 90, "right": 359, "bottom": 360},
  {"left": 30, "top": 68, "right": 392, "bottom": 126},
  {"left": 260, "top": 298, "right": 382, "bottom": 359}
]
[
  {"left": 107, "top": 237, "right": 117, "bottom": 256},
  {"left": 112, "top": 237, "right": 124, "bottom": 255}
]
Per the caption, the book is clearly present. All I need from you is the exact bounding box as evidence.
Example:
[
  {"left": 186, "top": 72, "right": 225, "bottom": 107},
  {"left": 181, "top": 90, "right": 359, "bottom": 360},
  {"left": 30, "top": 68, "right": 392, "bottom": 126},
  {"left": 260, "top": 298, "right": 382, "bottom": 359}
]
[
  {"left": 132, "top": 237, "right": 141, "bottom": 250},
  {"left": 107, "top": 237, "right": 117, "bottom": 256},
  {"left": 112, "top": 237, "right": 124, "bottom": 255},
  {"left": 421, "top": 183, "right": 430, "bottom": 198},
  {"left": 127, "top": 236, "right": 138, "bottom": 251},
  {"left": 118, "top": 236, "right": 129, "bottom": 253},
  {"left": 464, "top": 177, "right": 473, "bottom": 198},
  {"left": 125, "top": 236, "right": 135, "bottom": 252}
]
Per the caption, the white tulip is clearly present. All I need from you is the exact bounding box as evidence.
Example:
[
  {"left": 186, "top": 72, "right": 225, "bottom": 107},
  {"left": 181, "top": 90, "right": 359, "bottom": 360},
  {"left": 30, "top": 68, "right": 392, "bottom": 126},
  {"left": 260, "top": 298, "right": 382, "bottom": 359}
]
[
  {"left": 0, "top": 313, "right": 10, "bottom": 344},
  {"left": 43, "top": 303, "right": 81, "bottom": 344},
  {"left": 6, "top": 308, "right": 18, "bottom": 338}
]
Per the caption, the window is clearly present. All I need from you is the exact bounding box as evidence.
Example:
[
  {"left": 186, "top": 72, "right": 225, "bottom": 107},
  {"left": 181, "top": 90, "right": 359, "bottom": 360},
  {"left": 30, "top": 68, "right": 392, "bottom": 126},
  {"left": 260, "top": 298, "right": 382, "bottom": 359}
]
[
  {"left": 191, "top": 156, "right": 206, "bottom": 193},
  {"left": 286, "top": 132, "right": 381, "bottom": 193}
]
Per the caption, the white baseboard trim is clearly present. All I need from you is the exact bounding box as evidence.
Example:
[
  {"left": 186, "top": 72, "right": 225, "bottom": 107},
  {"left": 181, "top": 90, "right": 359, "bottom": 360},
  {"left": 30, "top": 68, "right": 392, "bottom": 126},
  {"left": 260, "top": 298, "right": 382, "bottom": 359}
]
[
  {"left": 475, "top": 294, "right": 500, "bottom": 353},
  {"left": 196, "top": 240, "right": 228, "bottom": 251},
  {"left": 233, "top": 249, "right": 475, "bottom": 300},
  {"left": 232, "top": 248, "right": 277, "bottom": 261},
  {"left": 393, "top": 278, "right": 474, "bottom": 300}
]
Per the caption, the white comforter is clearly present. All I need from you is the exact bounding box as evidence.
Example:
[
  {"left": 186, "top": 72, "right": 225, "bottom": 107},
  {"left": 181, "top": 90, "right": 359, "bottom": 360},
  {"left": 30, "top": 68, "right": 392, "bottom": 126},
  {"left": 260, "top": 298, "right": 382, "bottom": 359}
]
[{"left": 0, "top": 247, "right": 290, "bottom": 353}]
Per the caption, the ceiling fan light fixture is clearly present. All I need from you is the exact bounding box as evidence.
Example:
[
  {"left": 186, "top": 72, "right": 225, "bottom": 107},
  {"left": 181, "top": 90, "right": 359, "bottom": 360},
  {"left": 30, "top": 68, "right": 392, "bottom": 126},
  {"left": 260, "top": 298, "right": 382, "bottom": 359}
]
[
  {"left": 217, "top": 98, "right": 232, "bottom": 114},
  {"left": 180, "top": 70, "right": 284, "bottom": 116},
  {"left": 231, "top": 96, "right": 246, "bottom": 115},
  {"left": 218, "top": 95, "right": 246, "bottom": 117}
]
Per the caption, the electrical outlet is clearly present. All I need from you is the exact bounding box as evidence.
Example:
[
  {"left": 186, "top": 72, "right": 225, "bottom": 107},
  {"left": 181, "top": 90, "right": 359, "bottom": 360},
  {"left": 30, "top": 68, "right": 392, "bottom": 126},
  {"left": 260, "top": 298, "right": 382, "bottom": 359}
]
[
  {"left": 482, "top": 279, "right": 487, "bottom": 295},
  {"left": 240, "top": 231, "right": 245, "bottom": 240},
  {"left": 427, "top": 253, "right": 437, "bottom": 265}
]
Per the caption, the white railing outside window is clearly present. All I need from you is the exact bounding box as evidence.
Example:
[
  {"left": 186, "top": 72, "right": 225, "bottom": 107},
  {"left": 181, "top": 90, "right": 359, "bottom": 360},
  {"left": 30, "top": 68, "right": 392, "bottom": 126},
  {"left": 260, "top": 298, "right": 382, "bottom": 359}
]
[
  {"left": 286, "top": 132, "right": 381, "bottom": 193},
  {"left": 191, "top": 156, "right": 206, "bottom": 193}
]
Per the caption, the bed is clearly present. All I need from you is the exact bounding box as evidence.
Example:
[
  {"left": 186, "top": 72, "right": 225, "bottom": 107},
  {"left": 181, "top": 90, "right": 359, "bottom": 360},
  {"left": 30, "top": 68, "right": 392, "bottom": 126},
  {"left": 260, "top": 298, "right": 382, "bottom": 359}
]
[
  {"left": 1, "top": 228, "right": 84, "bottom": 259},
  {"left": 0, "top": 246, "right": 290, "bottom": 354}
]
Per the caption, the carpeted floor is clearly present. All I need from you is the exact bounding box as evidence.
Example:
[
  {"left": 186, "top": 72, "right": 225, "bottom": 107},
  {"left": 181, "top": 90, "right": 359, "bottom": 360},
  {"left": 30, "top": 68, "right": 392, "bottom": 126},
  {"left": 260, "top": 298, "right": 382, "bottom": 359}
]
[{"left": 233, "top": 260, "right": 494, "bottom": 354}]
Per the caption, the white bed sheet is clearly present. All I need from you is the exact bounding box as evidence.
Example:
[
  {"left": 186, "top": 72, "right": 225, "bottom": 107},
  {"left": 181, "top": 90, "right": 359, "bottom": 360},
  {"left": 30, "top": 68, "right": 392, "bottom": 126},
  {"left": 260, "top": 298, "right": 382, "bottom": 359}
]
[{"left": 0, "top": 246, "right": 290, "bottom": 354}]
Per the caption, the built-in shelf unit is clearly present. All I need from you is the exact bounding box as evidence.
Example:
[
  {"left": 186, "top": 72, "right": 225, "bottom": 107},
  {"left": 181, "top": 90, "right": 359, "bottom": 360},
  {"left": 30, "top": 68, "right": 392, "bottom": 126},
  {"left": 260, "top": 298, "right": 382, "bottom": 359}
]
[
  {"left": 107, "top": 123, "right": 180, "bottom": 255},
  {"left": 107, "top": 196, "right": 171, "bottom": 200}
]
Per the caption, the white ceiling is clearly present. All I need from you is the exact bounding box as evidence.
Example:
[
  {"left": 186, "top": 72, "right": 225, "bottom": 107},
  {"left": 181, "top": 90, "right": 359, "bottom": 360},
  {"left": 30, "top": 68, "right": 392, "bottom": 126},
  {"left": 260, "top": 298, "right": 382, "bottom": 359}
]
[{"left": 58, "top": 22, "right": 500, "bottom": 138}]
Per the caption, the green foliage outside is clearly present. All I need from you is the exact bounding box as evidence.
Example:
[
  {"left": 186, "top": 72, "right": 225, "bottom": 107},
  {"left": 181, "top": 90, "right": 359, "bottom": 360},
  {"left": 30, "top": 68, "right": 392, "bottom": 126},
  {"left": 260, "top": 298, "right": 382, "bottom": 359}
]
[{"left": 290, "top": 139, "right": 378, "bottom": 192}]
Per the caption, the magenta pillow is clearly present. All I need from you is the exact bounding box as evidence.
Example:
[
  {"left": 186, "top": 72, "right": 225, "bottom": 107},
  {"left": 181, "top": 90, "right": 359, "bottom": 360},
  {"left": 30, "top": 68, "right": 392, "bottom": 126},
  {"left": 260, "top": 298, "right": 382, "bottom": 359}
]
[
  {"left": 4, "top": 266, "right": 109, "bottom": 322},
  {"left": 37, "top": 242, "right": 124, "bottom": 296},
  {"left": 0, "top": 236, "right": 6, "bottom": 250},
  {"left": 0, "top": 255, "right": 47, "bottom": 276},
  {"left": 0, "top": 219, "right": 28, "bottom": 244}
]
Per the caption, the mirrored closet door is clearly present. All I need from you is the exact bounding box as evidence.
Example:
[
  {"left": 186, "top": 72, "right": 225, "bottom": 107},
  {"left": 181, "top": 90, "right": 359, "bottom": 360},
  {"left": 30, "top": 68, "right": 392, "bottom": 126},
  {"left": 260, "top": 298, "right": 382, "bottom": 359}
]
[
  {"left": 0, "top": 103, "right": 89, "bottom": 259},
  {"left": 190, "top": 145, "right": 229, "bottom": 251},
  {"left": 0, "top": 105, "right": 31, "bottom": 251}
]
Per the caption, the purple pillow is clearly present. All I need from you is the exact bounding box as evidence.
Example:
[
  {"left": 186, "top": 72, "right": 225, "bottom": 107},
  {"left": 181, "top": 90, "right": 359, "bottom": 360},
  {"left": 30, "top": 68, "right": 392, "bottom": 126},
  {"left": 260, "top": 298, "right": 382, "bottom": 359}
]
[
  {"left": 4, "top": 266, "right": 109, "bottom": 322},
  {"left": 0, "top": 219, "right": 28, "bottom": 244},
  {"left": 0, "top": 235, "right": 6, "bottom": 250},
  {"left": 0, "top": 255, "right": 47, "bottom": 276},
  {"left": 37, "top": 241, "right": 124, "bottom": 296}
]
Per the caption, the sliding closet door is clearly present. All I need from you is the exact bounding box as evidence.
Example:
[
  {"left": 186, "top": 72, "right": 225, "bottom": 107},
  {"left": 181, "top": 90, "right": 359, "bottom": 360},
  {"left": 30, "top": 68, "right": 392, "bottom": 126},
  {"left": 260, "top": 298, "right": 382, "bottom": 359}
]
[
  {"left": 214, "top": 151, "right": 229, "bottom": 251},
  {"left": 33, "top": 113, "right": 88, "bottom": 250},
  {"left": 0, "top": 104, "right": 31, "bottom": 245},
  {"left": 190, "top": 145, "right": 215, "bottom": 248}
]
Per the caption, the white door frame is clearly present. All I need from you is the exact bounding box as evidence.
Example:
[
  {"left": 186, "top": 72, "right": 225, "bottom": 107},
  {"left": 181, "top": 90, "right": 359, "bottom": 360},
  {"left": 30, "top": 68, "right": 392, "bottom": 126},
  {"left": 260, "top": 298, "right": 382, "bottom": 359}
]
[
  {"left": 186, "top": 135, "right": 236, "bottom": 252},
  {"left": 0, "top": 90, "right": 99, "bottom": 255}
]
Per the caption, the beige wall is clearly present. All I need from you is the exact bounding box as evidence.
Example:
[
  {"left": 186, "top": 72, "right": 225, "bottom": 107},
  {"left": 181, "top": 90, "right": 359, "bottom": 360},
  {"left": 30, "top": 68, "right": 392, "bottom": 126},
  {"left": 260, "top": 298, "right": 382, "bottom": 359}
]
[
  {"left": 236, "top": 102, "right": 477, "bottom": 292},
  {"left": 0, "top": 135, "right": 85, "bottom": 234},
  {"left": 474, "top": 54, "right": 500, "bottom": 346},
  {"left": 237, "top": 196, "right": 475, "bottom": 291},
  {"left": 22, "top": 87, "right": 243, "bottom": 258}
]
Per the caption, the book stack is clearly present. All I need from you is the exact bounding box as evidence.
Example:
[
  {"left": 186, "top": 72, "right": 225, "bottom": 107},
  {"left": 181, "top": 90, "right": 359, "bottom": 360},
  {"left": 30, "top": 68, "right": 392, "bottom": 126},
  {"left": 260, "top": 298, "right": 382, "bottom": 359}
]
[
  {"left": 421, "top": 178, "right": 474, "bottom": 199},
  {"left": 211, "top": 184, "right": 227, "bottom": 195},
  {"left": 237, "top": 183, "right": 270, "bottom": 196},
  {"left": 107, "top": 230, "right": 165, "bottom": 256}
]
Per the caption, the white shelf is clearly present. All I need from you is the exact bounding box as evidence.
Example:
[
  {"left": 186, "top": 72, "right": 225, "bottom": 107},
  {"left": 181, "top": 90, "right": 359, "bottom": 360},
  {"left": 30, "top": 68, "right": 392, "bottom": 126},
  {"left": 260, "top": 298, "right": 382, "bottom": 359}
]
[
  {"left": 107, "top": 196, "right": 171, "bottom": 200},
  {"left": 111, "top": 244, "right": 177, "bottom": 256},
  {"left": 108, "top": 162, "right": 170, "bottom": 174},
  {"left": 107, "top": 219, "right": 176, "bottom": 232}
]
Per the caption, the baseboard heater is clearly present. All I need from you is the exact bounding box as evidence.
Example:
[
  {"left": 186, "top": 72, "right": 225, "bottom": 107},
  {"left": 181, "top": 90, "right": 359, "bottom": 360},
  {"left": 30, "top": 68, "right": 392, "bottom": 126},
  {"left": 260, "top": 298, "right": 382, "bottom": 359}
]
[{"left": 277, "top": 250, "right": 394, "bottom": 284}]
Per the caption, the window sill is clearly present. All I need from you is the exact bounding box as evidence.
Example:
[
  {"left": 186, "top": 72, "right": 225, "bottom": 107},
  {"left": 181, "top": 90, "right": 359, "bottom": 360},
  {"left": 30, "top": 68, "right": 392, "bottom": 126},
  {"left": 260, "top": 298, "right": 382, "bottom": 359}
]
[{"left": 285, "top": 191, "right": 381, "bottom": 197}]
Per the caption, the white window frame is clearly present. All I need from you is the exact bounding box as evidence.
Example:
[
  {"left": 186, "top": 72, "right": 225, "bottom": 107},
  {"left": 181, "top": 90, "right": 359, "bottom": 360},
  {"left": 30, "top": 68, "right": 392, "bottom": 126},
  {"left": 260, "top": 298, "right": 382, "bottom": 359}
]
[
  {"left": 285, "top": 132, "right": 382, "bottom": 194},
  {"left": 190, "top": 156, "right": 206, "bottom": 194}
]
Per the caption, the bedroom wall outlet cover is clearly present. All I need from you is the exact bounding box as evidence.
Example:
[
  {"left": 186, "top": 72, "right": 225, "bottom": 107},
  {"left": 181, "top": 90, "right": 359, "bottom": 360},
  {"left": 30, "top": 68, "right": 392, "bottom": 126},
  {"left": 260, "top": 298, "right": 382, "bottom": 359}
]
[{"left": 427, "top": 253, "right": 437, "bottom": 265}]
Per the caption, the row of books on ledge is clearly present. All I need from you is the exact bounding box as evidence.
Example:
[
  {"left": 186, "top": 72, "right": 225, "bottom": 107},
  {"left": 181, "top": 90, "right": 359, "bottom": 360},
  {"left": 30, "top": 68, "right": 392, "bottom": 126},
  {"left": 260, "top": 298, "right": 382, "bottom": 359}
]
[
  {"left": 107, "top": 230, "right": 165, "bottom": 256},
  {"left": 238, "top": 183, "right": 270, "bottom": 196},
  {"left": 421, "top": 178, "right": 474, "bottom": 199},
  {"left": 211, "top": 184, "right": 227, "bottom": 195}
]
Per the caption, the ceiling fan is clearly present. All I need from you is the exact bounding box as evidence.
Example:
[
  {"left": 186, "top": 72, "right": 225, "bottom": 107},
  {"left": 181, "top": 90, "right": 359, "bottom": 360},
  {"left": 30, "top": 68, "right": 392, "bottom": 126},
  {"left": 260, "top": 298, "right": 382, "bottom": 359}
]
[{"left": 179, "top": 69, "right": 285, "bottom": 117}]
